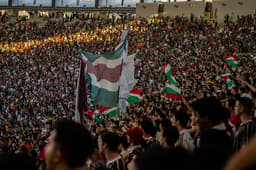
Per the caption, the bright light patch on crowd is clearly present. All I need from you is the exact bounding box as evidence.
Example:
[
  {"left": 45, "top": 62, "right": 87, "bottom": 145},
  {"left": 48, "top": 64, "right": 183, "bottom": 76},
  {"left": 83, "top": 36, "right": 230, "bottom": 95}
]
[{"left": 0, "top": 18, "right": 163, "bottom": 53}]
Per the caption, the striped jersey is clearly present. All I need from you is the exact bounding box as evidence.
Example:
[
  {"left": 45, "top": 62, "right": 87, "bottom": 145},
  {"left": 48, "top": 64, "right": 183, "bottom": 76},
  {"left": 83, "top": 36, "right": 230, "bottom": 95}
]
[
  {"left": 234, "top": 120, "right": 256, "bottom": 152},
  {"left": 106, "top": 155, "right": 126, "bottom": 170}
]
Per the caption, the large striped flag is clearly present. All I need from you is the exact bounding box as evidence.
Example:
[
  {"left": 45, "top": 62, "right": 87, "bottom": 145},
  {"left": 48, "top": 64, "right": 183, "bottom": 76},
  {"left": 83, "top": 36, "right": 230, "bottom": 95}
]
[
  {"left": 165, "top": 83, "right": 182, "bottom": 99},
  {"left": 162, "top": 63, "right": 179, "bottom": 87},
  {"left": 127, "top": 89, "right": 141, "bottom": 105},
  {"left": 80, "top": 30, "right": 128, "bottom": 107},
  {"left": 225, "top": 55, "right": 238, "bottom": 69},
  {"left": 100, "top": 107, "right": 120, "bottom": 116}
]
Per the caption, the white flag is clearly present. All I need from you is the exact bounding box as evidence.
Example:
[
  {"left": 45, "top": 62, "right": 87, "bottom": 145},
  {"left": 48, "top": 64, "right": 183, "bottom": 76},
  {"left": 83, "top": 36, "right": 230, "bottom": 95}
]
[{"left": 119, "top": 53, "right": 137, "bottom": 115}]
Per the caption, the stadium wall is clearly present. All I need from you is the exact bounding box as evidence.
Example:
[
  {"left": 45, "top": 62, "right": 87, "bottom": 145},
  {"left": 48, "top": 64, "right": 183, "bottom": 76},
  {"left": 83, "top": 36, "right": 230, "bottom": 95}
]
[
  {"left": 163, "top": 2, "right": 205, "bottom": 19},
  {"left": 136, "top": 0, "right": 255, "bottom": 23},
  {"left": 136, "top": 3, "right": 158, "bottom": 18},
  {"left": 212, "top": 0, "right": 256, "bottom": 23}
]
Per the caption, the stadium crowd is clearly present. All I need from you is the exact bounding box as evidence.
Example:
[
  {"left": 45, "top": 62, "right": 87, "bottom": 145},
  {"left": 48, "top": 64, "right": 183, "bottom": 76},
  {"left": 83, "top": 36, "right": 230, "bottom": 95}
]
[{"left": 0, "top": 11, "right": 256, "bottom": 170}]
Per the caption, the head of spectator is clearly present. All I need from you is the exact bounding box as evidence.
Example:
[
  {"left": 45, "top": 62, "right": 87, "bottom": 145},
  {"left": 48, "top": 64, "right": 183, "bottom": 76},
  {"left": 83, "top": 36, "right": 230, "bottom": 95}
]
[
  {"left": 235, "top": 97, "right": 253, "bottom": 122},
  {"left": 133, "top": 145, "right": 170, "bottom": 170},
  {"left": 139, "top": 118, "right": 157, "bottom": 146},
  {"left": 98, "top": 131, "right": 126, "bottom": 169},
  {"left": 159, "top": 118, "right": 172, "bottom": 132},
  {"left": 119, "top": 134, "right": 129, "bottom": 153},
  {"left": 193, "top": 97, "right": 229, "bottom": 131},
  {"left": 227, "top": 97, "right": 241, "bottom": 130},
  {"left": 190, "top": 111, "right": 199, "bottom": 131},
  {"left": 161, "top": 126, "right": 179, "bottom": 149},
  {"left": 98, "top": 131, "right": 120, "bottom": 158},
  {"left": 88, "top": 136, "right": 105, "bottom": 165},
  {"left": 172, "top": 109, "right": 195, "bottom": 151},
  {"left": 127, "top": 127, "right": 144, "bottom": 146},
  {"left": 227, "top": 97, "right": 236, "bottom": 112},
  {"left": 231, "top": 87, "right": 239, "bottom": 97},
  {"left": 45, "top": 120, "right": 94, "bottom": 170},
  {"left": 172, "top": 110, "right": 190, "bottom": 132}
]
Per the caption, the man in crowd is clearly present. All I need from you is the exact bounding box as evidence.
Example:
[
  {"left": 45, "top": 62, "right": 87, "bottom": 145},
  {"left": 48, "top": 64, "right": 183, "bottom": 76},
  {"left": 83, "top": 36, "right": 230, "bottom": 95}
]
[
  {"left": 98, "top": 131, "right": 126, "bottom": 170},
  {"left": 234, "top": 97, "right": 256, "bottom": 152},
  {"left": 161, "top": 126, "right": 179, "bottom": 149},
  {"left": 139, "top": 118, "right": 158, "bottom": 147},
  {"left": 45, "top": 120, "right": 94, "bottom": 170},
  {"left": 172, "top": 110, "right": 194, "bottom": 151},
  {"left": 193, "top": 97, "right": 233, "bottom": 152},
  {"left": 192, "top": 97, "right": 234, "bottom": 170}
]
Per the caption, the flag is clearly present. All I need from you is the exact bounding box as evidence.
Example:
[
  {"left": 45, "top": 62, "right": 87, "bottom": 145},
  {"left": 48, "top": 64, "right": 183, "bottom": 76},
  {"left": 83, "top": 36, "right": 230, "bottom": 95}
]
[
  {"left": 119, "top": 53, "right": 137, "bottom": 114},
  {"left": 222, "top": 74, "right": 234, "bottom": 90},
  {"left": 165, "top": 83, "right": 182, "bottom": 99},
  {"left": 127, "top": 53, "right": 137, "bottom": 88},
  {"left": 118, "top": 30, "right": 130, "bottom": 115},
  {"left": 225, "top": 55, "right": 238, "bottom": 69},
  {"left": 74, "top": 61, "right": 88, "bottom": 124},
  {"left": 163, "top": 63, "right": 179, "bottom": 88},
  {"left": 80, "top": 29, "right": 128, "bottom": 107},
  {"left": 127, "top": 89, "right": 141, "bottom": 105},
  {"left": 100, "top": 107, "right": 120, "bottom": 116},
  {"left": 88, "top": 110, "right": 103, "bottom": 123},
  {"left": 119, "top": 98, "right": 127, "bottom": 117}
]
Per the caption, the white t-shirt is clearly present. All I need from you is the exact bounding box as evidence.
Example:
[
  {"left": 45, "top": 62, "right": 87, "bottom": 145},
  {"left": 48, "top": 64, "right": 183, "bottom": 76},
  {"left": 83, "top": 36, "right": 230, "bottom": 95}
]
[{"left": 175, "top": 129, "right": 194, "bottom": 151}]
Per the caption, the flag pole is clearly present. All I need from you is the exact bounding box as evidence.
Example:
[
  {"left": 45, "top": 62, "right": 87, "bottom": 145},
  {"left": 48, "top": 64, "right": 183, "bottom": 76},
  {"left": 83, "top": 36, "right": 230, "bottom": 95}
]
[{"left": 74, "top": 60, "right": 82, "bottom": 124}]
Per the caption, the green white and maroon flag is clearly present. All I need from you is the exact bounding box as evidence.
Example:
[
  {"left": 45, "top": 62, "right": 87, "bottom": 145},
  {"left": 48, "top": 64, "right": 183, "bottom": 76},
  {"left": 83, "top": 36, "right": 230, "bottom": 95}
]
[
  {"left": 79, "top": 30, "right": 128, "bottom": 107},
  {"left": 162, "top": 63, "right": 179, "bottom": 88},
  {"left": 222, "top": 73, "right": 234, "bottom": 90},
  {"left": 165, "top": 83, "right": 182, "bottom": 99},
  {"left": 225, "top": 55, "right": 238, "bottom": 69},
  {"left": 127, "top": 89, "right": 141, "bottom": 105},
  {"left": 100, "top": 107, "right": 120, "bottom": 116},
  {"left": 88, "top": 110, "right": 103, "bottom": 123}
]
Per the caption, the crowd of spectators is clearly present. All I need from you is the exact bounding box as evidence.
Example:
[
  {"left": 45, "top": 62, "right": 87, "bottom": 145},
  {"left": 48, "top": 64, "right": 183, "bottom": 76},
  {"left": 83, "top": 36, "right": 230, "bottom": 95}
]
[{"left": 0, "top": 11, "right": 256, "bottom": 170}]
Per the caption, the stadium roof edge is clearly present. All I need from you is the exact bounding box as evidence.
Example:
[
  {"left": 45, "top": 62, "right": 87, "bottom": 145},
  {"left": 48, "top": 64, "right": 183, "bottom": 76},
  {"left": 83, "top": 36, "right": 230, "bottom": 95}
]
[{"left": 0, "top": 6, "right": 136, "bottom": 12}]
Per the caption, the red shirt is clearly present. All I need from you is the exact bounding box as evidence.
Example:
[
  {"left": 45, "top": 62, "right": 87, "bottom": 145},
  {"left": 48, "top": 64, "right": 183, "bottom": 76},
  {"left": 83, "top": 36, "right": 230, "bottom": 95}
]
[
  {"left": 39, "top": 147, "right": 45, "bottom": 160},
  {"left": 229, "top": 115, "right": 241, "bottom": 131}
]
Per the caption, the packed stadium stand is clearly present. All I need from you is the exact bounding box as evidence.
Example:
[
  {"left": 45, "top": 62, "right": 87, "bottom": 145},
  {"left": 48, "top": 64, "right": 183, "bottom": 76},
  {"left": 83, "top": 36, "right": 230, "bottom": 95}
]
[{"left": 0, "top": 0, "right": 256, "bottom": 170}]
